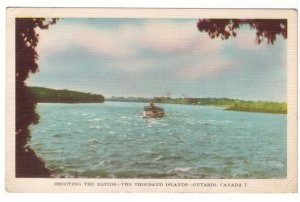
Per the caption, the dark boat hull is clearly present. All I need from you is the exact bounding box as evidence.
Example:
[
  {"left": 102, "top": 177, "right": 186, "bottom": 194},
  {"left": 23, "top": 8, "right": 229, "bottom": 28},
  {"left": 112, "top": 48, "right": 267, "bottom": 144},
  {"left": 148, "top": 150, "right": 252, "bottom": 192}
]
[{"left": 143, "top": 106, "right": 164, "bottom": 118}]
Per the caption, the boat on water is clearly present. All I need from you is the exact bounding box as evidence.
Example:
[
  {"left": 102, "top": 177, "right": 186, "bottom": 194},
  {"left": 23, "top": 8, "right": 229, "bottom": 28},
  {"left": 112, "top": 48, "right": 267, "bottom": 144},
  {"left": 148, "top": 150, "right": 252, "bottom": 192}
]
[{"left": 143, "top": 105, "right": 165, "bottom": 118}]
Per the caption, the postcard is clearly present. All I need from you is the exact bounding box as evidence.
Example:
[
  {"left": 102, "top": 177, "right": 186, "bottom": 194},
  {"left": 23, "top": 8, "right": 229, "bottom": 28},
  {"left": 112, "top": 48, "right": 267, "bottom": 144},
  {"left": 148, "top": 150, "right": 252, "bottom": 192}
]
[{"left": 6, "top": 8, "right": 297, "bottom": 192}]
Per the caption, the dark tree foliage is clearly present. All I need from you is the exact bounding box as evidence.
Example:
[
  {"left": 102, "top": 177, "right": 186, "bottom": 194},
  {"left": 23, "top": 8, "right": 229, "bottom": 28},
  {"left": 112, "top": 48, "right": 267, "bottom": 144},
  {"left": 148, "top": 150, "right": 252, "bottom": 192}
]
[
  {"left": 30, "top": 87, "right": 105, "bottom": 103},
  {"left": 197, "top": 19, "right": 287, "bottom": 44},
  {"left": 15, "top": 18, "right": 57, "bottom": 177}
]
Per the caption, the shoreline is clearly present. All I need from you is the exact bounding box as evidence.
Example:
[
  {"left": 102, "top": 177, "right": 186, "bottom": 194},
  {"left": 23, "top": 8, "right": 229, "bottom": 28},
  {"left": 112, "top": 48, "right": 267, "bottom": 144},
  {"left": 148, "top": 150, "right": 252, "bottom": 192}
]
[{"left": 38, "top": 100, "right": 287, "bottom": 115}]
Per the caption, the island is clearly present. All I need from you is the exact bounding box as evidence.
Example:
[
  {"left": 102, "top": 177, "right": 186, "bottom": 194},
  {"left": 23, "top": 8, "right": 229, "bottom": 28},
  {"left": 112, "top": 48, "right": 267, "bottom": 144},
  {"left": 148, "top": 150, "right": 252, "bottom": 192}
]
[
  {"left": 107, "top": 97, "right": 287, "bottom": 114},
  {"left": 29, "top": 87, "right": 104, "bottom": 103}
]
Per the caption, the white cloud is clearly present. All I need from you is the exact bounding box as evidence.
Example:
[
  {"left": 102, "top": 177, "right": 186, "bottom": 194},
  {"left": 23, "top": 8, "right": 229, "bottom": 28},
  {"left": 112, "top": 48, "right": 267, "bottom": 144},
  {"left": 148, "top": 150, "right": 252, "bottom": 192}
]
[
  {"left": 37, "top": 20, "right": 222, "bottom": 56},
  {"left": 174, "top": 57, "right": 236, "bottom": 79},
  {"left": 37, "top": 24, "right": 137, "bottom": 58},
  {"left": 36, "top": 19, "right": 233, "bottom": 77},
  {"left": 140, "top": 21, "right": 198, "bottom": 53}
]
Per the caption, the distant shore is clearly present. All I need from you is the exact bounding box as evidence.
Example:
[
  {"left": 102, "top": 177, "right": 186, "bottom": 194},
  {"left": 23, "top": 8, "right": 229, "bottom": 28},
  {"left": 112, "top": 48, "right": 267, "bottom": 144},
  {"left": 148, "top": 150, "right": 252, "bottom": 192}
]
[
  {"left": 29, "top": 87, "right": 104, "bottom": 103},
  {"left": 107, "top": 97, "right": 287, "bottom": 114},
  {"left": 29, "top": 87, "right": 287, "bottom": 114}
]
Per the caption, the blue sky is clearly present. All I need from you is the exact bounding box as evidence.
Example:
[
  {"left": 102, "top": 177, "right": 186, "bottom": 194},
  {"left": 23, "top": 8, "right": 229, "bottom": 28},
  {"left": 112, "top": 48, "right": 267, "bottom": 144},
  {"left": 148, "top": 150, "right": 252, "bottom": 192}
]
[{"left": 27, "top": 18, "right": 287, "bottom": 101}]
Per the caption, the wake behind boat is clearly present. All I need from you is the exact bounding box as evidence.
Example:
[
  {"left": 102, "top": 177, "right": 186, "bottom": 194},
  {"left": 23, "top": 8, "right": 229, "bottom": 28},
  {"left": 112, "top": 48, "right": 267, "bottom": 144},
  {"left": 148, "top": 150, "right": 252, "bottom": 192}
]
[{"left": 143, "top": 102, "right": 164, "bottom": 118}]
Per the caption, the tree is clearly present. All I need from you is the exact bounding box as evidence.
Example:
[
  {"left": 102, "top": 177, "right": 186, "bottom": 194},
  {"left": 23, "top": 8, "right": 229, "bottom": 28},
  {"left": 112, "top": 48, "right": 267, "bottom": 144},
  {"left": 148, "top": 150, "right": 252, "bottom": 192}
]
[
  {"left": 15, "top": 18, "right": 57, "bottom": 177},
  {"left": 197, "top": 19, "right": 287, "bottom": 44}
]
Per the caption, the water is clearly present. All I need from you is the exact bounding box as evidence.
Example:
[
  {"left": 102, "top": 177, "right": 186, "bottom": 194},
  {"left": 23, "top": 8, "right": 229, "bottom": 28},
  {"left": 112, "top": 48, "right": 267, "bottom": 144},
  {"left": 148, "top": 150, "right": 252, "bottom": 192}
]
[{"left": 29, "top": 102, "right": 287, "bottom": 178}]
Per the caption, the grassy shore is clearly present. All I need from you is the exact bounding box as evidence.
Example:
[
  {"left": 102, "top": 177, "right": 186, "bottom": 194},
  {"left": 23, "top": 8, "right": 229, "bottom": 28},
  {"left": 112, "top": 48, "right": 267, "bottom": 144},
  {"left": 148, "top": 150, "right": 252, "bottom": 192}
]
[{"left": 225, "top": 101, "right": 287, "bottom": 114}]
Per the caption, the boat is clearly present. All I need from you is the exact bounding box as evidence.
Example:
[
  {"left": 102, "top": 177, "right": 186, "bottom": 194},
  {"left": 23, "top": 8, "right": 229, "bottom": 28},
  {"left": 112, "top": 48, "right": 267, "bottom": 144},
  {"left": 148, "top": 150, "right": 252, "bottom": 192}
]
[{"left": 143, "top": 105, "right": 165, "bottom": 118}]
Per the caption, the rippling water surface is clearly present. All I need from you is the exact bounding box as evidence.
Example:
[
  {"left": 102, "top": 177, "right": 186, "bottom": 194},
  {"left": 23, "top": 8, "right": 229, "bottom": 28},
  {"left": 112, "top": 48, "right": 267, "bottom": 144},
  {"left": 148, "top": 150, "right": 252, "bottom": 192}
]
[{"left": 29, "top": 102, "right": 286, "bottom": 178}]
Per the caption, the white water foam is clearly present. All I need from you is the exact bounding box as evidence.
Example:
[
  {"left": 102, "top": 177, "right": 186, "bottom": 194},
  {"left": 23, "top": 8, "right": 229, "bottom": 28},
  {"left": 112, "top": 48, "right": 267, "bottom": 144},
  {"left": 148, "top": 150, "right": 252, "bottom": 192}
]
[
  {"left": 174, "top": 167, "right": 192, "bottom": 172},
  {"left": 89, "top": 126, "right": 100, "bottom": 129},
  {"left": 88, "top": 118, "right": 102, "bottom": 122},
  {"left": 87, "top": 138, "right": 101, "bottom": 144}
]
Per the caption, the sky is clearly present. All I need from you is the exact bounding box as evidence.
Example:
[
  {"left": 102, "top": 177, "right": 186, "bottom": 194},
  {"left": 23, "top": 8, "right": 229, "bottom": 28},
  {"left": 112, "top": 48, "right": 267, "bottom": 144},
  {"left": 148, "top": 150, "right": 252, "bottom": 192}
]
[{"left": 27, "top": 18, "right": 287, "bottom": 101}]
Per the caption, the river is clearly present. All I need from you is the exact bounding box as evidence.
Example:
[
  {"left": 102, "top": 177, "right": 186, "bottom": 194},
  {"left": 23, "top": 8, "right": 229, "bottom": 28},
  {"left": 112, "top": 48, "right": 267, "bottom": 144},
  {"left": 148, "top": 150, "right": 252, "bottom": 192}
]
[{"left": 29, "top": 102, "right": 287, "bottom": 178}]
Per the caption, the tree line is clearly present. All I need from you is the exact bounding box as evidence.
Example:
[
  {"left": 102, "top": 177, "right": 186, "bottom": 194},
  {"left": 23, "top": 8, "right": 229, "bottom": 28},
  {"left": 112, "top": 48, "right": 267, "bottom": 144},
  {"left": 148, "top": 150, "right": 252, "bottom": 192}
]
[
  {"left": 30, "top": 87, "right": 104, "bottom": 103},
  {"left": 108, "top": 96, "right": 287, "bottom": 114}
]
